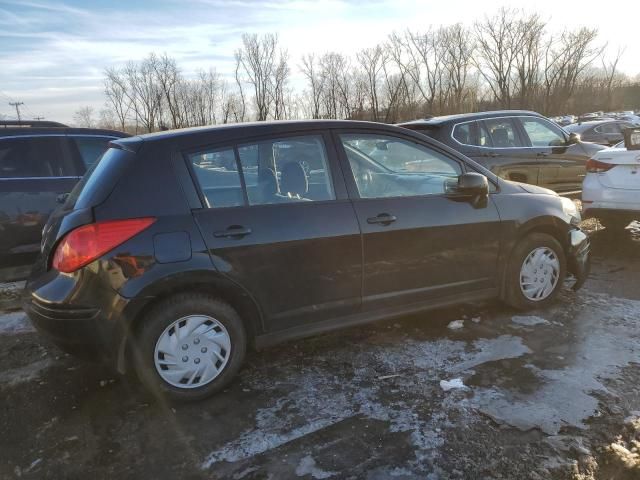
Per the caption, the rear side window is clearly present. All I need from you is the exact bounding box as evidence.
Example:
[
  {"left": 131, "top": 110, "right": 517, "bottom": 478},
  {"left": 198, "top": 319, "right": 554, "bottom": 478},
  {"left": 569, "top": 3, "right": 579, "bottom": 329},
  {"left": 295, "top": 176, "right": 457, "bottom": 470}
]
[
  {"left": 484, "top": 118, "right": 523, "bottom": 148},
  {"left": 188, "top": 147, "right": 244, "bottom": 208},
  {"left": 72, "top": 137, "right": 113, "bottom": 168},
  {"left": 0, "top": 137, "right": 75, "bottom": 178},
  {"left": 452, "top": 122, "right": 473, "bottom": 145},
  {"left": 237, "top": 135, "right": 335, "bottom": 205}
]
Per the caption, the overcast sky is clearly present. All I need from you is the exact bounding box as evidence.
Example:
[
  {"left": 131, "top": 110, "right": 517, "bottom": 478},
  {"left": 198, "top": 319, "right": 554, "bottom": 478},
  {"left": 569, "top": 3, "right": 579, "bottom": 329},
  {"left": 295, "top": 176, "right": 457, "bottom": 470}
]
[{"left": 1, "top": 0, "right": 638, "bottom": 124}]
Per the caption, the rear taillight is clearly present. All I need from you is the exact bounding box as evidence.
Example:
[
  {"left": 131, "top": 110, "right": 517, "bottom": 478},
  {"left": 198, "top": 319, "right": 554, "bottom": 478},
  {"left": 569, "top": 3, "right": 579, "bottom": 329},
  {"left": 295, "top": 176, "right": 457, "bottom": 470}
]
[
  {"left": 586, "top": 159, "right": 615, "bottom": 173},
  {"left": 52, "top": 217, "right": 156, "bottom": 273}
]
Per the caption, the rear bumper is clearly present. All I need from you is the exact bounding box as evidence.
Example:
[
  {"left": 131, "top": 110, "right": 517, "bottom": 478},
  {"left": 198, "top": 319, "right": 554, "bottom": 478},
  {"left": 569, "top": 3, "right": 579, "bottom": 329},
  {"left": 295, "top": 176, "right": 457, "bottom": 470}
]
[
  {"left": 582, "top": 207, "right": 640, "bottom": 222},
  {"left": 24, "top": 297, "right": 109, "bottom": 360},
  {"left": 567, "top": 229, "right": 590, "bottom": 291},
  {"left": 23, "top": 269, "right": 130, "bottom": 363}
]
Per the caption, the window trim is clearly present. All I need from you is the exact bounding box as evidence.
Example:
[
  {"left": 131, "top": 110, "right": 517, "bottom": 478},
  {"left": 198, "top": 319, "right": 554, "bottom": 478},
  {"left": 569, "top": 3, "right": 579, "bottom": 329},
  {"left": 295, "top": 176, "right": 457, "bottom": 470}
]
[
  {"left": 450, "top": 115, "right": 568, "bottom": 150},
  {"left": 182, "top": 130, "right": 344, "bottom": 210}
]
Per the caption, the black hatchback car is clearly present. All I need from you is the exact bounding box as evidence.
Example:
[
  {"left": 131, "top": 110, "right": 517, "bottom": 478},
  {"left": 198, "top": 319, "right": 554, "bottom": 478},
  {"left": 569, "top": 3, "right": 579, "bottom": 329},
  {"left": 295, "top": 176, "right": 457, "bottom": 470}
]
[
  {"left": 0, "top": 121, "right": 128, "bottom": 281},
  {"left": 399, "top": 111, "right": 606, "bottom": 193},
  {"left": 25, "top": 120, "right": 590, "bottom": 401}
]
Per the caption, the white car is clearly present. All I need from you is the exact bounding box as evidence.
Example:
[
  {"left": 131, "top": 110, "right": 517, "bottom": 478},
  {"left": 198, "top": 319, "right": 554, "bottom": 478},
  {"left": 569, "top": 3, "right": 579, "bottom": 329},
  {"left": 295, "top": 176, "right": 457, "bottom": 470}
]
[{"left": 582, "top": 143, "right": 640, "bottom": 231}]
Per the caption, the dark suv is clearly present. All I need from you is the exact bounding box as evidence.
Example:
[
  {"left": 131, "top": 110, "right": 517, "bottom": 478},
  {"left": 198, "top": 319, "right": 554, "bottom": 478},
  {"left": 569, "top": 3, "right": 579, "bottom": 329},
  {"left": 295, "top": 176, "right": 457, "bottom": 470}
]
[
  {"left": 399, "top": 111, "right": 606, "bottom": 193},
  {"left": 24, "top": 120, "right": 590, "bottom": 401},
  {"left": 565, "top": 120, "right": 635, "bottom": 146},
  {"left": 0, "top": 121, "right": 128, "bottom": 281}
]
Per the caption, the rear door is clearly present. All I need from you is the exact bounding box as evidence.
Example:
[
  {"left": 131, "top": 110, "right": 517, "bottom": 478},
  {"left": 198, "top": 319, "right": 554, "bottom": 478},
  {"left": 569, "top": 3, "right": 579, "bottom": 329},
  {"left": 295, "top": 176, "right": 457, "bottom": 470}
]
[
  {"left": 189, "top": 131, "right": 362, "bottom": 333},
  {"left": 0, "top": 136, "right": 81, "bottom": 280},
  {"left": 334, "top": 129, "right": 502, "bottom": 311}
]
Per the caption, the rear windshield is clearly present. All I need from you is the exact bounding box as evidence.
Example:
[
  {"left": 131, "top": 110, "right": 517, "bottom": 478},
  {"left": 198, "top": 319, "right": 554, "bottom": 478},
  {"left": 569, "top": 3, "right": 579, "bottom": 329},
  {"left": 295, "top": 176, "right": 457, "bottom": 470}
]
[{"left": 64, "top": 146, "right": 133, "bottom": 210}]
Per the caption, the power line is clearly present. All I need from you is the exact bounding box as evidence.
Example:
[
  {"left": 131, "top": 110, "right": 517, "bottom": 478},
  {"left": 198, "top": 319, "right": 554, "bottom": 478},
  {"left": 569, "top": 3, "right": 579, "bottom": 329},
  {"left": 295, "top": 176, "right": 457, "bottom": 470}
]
[{"left": 9, "top": 102, "right": 24, "bottom": 122}]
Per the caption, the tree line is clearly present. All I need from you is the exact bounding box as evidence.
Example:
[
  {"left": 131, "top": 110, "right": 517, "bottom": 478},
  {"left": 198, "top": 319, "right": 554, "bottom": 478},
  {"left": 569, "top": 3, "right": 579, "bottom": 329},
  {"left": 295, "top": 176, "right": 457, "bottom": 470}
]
[{"left": 78, "top": 8, "right": 639, "bottom": 132}]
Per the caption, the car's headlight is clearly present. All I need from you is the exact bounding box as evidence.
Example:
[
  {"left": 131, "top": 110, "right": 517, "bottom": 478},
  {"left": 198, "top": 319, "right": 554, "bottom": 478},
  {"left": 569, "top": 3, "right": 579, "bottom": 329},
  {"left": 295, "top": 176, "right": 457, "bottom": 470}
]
[{"left": 561, "top": 197, "right": 581, "bottom": 225}]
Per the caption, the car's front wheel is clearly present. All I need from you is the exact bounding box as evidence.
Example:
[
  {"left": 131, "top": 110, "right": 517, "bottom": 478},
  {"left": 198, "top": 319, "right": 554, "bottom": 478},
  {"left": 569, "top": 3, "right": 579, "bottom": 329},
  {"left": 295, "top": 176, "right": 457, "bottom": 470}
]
[
  {"left": 132, "top": 293, "right": 246, "bottom": 402},
  {"left": 504, "top": 233, "right": 566, "bottom": 310}
]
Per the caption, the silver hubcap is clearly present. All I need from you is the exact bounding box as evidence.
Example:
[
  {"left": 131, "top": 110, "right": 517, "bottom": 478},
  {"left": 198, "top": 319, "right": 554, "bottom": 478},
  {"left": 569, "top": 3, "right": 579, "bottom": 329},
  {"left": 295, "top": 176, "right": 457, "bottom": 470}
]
[
  {"left": 519, "top": 247, "right": 560, "bottom": 301},
  {"left": 154, "top": 315, "right": 231, "bottom": 389}
]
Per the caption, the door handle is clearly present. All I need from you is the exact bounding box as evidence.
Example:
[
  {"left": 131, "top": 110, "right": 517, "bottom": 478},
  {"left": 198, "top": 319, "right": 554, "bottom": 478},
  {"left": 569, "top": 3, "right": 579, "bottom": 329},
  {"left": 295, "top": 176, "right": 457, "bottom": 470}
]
[
  {"left": 537, "top": 152, "right": 549, "bottom": 157},
  {"left": 484, "top": 152, "right": 500, "bottom": 158},
  {"left": 367, "top": 213, "right": 397, "bottom": 225},
  {"left": 213, "top": 225, "right": 252, "bottom": 238}
]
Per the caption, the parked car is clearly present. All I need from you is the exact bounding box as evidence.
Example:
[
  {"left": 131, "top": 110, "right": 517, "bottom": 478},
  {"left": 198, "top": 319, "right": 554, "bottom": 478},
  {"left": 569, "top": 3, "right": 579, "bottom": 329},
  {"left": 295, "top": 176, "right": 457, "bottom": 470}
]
[
  {"left": 565, "top": 120, "right": 636, "bottom": 147},
  {"left": 24, "top": 120, "right": 590, "bottom": 401},
  {"left": 0, "top": 121, "right": 128, "bottom": 281},
  {"left": 582, "top": 127, "right": 640, "bottom": 231},
  {"left": 399, "top": 110, "right": 606, "bottom": 193}
]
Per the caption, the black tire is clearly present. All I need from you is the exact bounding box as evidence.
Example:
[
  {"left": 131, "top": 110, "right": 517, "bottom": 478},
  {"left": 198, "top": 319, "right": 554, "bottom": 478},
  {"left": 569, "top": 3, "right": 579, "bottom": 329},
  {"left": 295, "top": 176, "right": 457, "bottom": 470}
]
[
  {"left": 503, "top": 233, "right": 567, "bottom": 310},
  {"left": 132, "top": 293, "right": 246, "bottom": 402},
  {"left": 599, "top": 216, "right": 629, "bottom": 232}
]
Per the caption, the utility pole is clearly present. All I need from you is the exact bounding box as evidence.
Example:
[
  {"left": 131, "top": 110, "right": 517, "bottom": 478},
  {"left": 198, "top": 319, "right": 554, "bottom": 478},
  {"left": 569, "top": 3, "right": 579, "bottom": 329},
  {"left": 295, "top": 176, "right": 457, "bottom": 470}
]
[{"left": 9, "top": 102, "right": 24, "bottom": 122}]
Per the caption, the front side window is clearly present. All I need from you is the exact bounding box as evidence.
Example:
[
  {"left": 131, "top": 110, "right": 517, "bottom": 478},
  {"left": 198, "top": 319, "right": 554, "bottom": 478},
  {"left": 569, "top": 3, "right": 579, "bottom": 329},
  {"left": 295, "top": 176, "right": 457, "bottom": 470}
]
[
  {"left": 0, "top": 137, "right": 72, "bottom": 178},
  {"left": 237, "top": 135, "right": 335, "bottom": 205},
  {"left": 188, "top": 147, "right": 244, "bottom": 208},
  {"left": 519, "top": 117, "right": 566, "bottom": 147},
  {"left": 484, "top": 118, "right": 523, "bottom": 148},
  {"left": 339, "top": 134, "right": 462, "bottom": 199}
]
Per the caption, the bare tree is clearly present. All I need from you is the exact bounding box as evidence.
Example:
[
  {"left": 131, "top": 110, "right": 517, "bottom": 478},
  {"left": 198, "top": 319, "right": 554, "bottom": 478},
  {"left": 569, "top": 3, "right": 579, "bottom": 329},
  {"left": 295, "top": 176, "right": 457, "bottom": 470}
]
[
  {"left": 235, "top": 33, "right": 289, "bottom": 121},
  {"left": 104, "top": 67, "right": 131, "bottom": 131},
  {"left": 473, "top": 8, "right": 523, "bottom": 108},
  {"left": 300, "top": 54, "right": 324, "bottom": 119},
  {"left": 73, "top": 106, "right": 95, "bottom": 127}
]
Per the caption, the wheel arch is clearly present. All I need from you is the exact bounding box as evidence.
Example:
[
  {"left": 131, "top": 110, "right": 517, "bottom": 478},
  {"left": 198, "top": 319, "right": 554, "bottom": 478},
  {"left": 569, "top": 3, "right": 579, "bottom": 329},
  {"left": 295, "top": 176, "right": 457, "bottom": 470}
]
[
  {"left": 117, "top": 271, "right": 264, "bottom": 373},
  {"left": 499, "top": 216, "right": 570, "bottom": 299}
]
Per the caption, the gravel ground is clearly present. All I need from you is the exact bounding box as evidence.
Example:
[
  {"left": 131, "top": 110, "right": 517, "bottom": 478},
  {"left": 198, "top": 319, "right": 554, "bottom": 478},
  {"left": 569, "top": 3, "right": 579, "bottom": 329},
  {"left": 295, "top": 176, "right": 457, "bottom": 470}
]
[{"left": 1, "top": 223, "right": 640, "bottom": 479}]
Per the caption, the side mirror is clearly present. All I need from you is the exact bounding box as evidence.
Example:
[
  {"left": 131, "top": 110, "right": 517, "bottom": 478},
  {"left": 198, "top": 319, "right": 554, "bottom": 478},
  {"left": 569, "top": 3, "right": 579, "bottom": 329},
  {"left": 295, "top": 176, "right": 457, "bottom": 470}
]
[
  {"left": 456, "top": 172, "right": 489, "bottom": 197},
  {"left": 567, "top": 132, "right": 580, "bottom": 145},
  {"left": 624, "top": 127, "right": 640, "bottom": 150}
]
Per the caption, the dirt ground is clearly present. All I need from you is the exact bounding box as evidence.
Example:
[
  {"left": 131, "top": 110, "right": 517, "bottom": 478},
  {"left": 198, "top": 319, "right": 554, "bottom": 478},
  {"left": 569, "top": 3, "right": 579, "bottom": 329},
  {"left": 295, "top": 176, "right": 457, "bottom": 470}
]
[{"left": 1, "top": 222, "right": 640, "bottom": 480}]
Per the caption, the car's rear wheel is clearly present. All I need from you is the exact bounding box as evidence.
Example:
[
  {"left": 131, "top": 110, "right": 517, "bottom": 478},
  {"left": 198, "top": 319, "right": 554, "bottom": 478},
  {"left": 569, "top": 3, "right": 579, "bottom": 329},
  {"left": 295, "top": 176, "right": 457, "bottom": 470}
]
[
  {"left": 504, "top": 233, "right": 566, "bottom": 310},
  {"left": 132, "top": 293, "right": 246, "bottom": 402}
]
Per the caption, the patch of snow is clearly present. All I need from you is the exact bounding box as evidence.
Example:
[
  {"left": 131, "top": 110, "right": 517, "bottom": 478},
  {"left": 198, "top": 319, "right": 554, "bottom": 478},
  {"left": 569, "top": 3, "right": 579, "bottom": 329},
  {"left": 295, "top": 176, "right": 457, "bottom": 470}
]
[
  {"left": 440, "top": 378, "right": 466, "bottom": 391},
  {"left": 511, "top": 315, "right": 550, "bottom": 327},
  {"left": 447, "top": 320, "right": 464, "bottom": 330},
  {"left": 0, "top": 359, "right": 52, "bottom": 387},
  {"left": 0, "top": 311, "right": 34, "bottom": 335},
  {"left": 295, "top": 455, "right": 335, "bottom": 479},
  {"left": 471, "top": 317, "right": 481, "bottom": 323},
  {"left": 474, "top": 292, "right": 640, "bottom": 435}
]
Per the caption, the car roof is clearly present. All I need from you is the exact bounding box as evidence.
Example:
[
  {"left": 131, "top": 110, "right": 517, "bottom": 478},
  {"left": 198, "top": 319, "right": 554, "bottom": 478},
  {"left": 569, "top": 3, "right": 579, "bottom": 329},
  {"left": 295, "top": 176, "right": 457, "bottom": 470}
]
[
  {"left": 397, "top": 110, "right": 544, "bottom": 127},
  {"left": 0, "top": 127, "right": 129, "bottom": 138},
  {"left": 114, "top": 120, "right": 419, "bottom": 151}
]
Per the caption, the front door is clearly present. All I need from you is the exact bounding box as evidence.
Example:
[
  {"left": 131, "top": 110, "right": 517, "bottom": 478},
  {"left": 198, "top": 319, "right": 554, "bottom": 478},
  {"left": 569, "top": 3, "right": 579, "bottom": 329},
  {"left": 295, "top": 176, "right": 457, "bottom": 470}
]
[
  {"left": 334, "top": 130, "right": 502, "bottom": 311},
  {"left": 516, "top": 116, "right": 585, "bottom": 192},
  {"left": 188, "top": 132, "right": 362, "bottom": 333}
]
